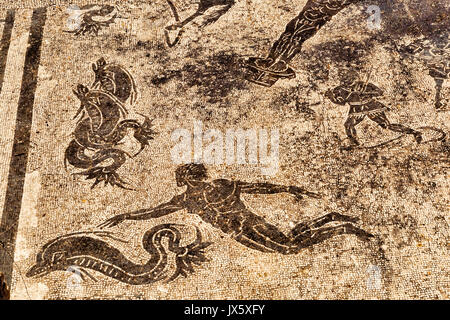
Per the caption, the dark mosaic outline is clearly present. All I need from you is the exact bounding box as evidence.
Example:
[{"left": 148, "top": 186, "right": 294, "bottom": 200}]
[
  {"left": 0, "top": 7, "right": 47, "bottom": 286},
  {"left": 0, "top": 9, "right": 14, "bottom": 94}
]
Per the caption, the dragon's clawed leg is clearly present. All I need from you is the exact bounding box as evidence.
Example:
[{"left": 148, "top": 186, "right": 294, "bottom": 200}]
[
  {"left": 168, "top": 228, "right": 212, "bottom": 282},
  {"left": 76, "top": 167, "right": 134, "bottom": 190},
  {"left": 132, "top": 115, "right": 157, "bottom": 157},
  {"left": 71, "top": 148, "right": 133, "bottom": 189}
]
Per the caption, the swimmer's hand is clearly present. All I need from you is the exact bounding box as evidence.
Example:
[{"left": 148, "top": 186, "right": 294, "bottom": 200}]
[
  {"left": 98, "top": 213, "right": 129, "bottom": 229},
  {"left": 288, "top": 186, "right": 321, "bottom": 200}
]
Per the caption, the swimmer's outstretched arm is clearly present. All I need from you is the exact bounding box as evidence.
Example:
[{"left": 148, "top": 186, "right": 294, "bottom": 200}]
[
  {"left": 99, "top": 194, "right": 186, "bottom": 228},
  {"left": 238, "top": 182, "right": 321, "bottom": 200}
]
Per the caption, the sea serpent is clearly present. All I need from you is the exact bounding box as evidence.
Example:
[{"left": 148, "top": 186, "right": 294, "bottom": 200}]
[{"left": 27, "top": 224, "right": 212, "bottom": 285}]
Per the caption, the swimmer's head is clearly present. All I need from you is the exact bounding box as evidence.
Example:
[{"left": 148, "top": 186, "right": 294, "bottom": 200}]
[{"left": 175, "top": 163, "right": 208, "bottom": 187}]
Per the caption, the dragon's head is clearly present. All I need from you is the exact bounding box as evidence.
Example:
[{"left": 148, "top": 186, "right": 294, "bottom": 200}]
[
  {"left": 92, "top": 57, "right": 117, "bottom": 94},
  {"left": 26, "top": 238, "right": 72, "bottom": 278},
  {"left": 72, "top": 84, "right": 90, "bottom": 102}
]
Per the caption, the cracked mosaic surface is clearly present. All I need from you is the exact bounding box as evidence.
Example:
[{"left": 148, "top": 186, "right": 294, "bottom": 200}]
[{"left": 0, "top": 0, "right": 448, "bottom": 300}]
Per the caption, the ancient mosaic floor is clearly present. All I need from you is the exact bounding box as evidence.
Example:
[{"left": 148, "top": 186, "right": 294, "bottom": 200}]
[{"left": 0, "top": 0, "right": 448, "bottom": 300}]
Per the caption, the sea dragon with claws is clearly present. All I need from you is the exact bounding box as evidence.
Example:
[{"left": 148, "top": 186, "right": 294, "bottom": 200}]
[
  {"left": 91, "top": 57, "right": 138, "bottom": 105},
  {"left": 65, "top": 58, "right": 155, "bottom": 189},
  {"left": 26, "top": 225, "right": 212, "bottom": 284},
  {"left": 66, "top": 5, "right": 118, "bottom": 36}
]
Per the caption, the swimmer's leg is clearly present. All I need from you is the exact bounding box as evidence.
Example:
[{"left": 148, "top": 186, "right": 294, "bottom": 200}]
[
  {"left": 235, "top": 222, "right": 293, "bottom": 254},
  {"left": 296, "top": 223, "right": 374, "bottom": 250},
  {"left": 344, "top": 115, "right": 365, "bottom": 146},
  {"left": 234, "top": 213, "right": 371, "bottom": 254},
  {"left": 369, "top": 112, "right": 422, "bottom": 143}
]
